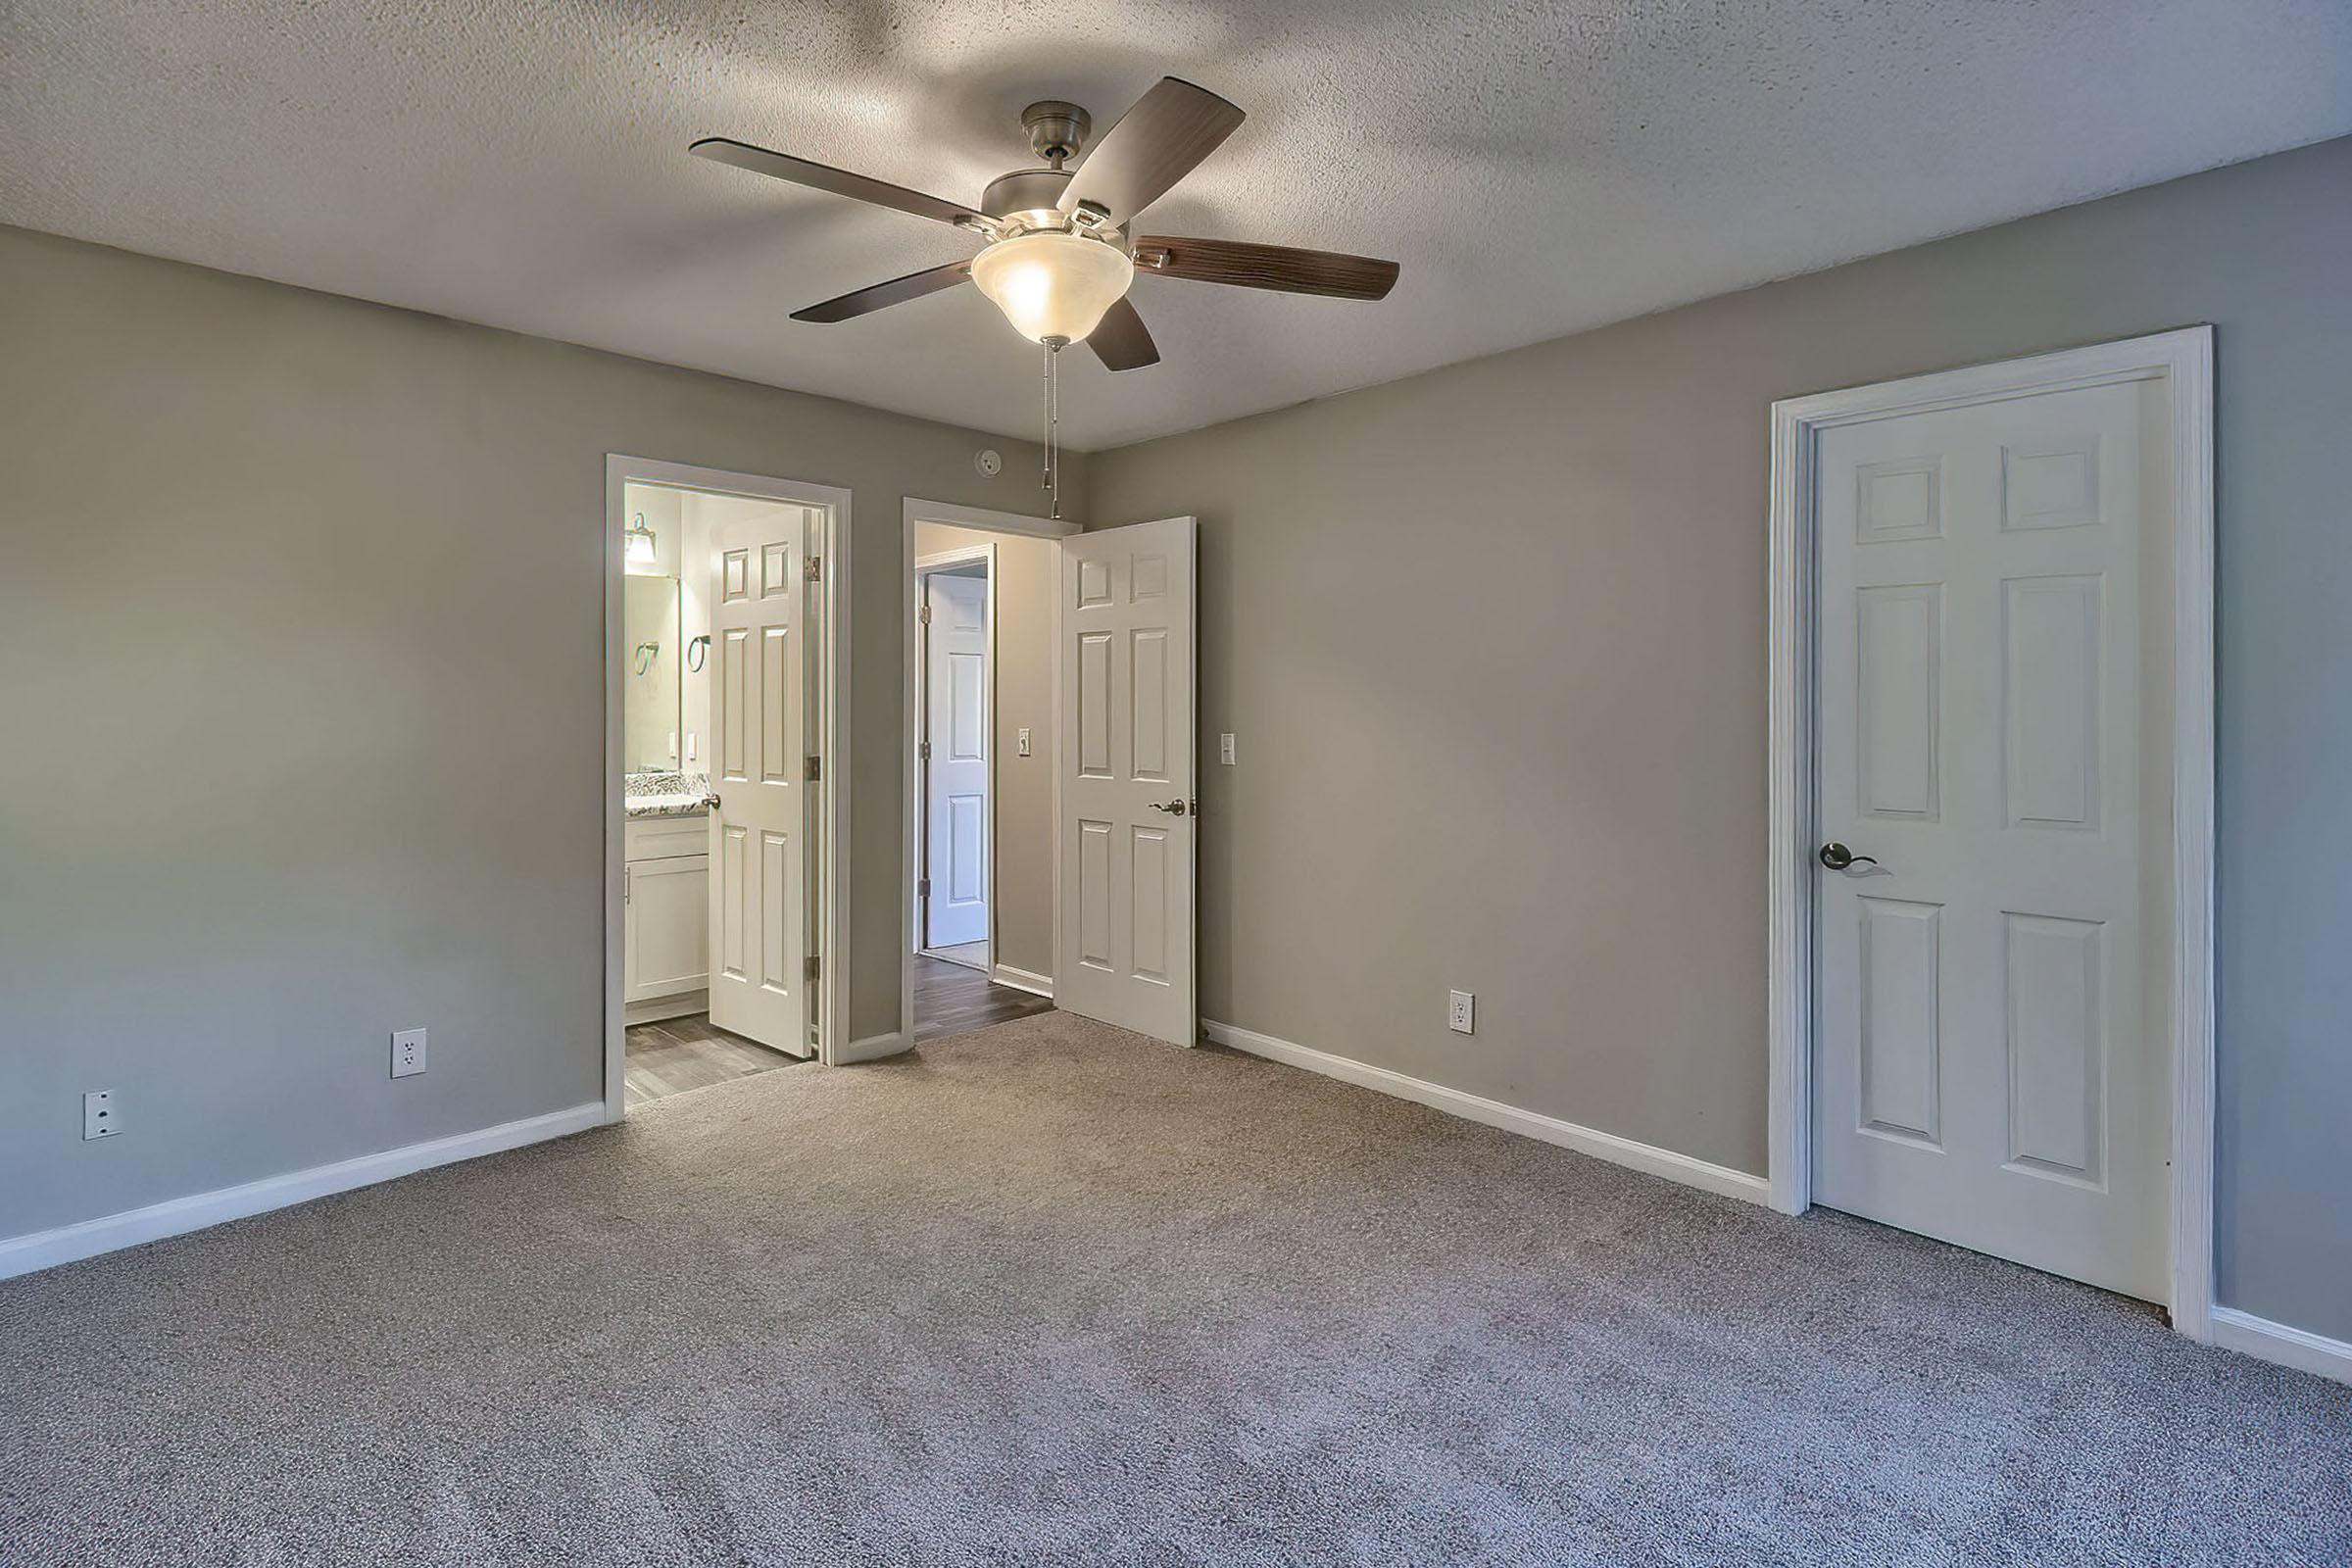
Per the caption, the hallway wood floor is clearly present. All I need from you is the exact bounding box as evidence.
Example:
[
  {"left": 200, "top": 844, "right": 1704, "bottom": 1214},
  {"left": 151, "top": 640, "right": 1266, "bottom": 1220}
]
[{"left": 913, "top": 954, "right": 1053, "bottom": 1042}]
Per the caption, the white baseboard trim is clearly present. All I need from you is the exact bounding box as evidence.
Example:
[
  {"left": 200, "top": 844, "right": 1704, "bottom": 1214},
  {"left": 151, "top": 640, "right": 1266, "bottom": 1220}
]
[
  {"left": 1202, "top": 1020, "right": 1772, "bottom": 1207},
  {"left": 991, "top": 963, "right": 1054, "bottom": 999},
  {"left": 836, "top": 1030, "right": 911, "bottom": 1064},
  {"left": 0, "top": 1102, "right": 607, "bottom": 1283},
  {"left": 2210, "top": 1305, "right": 2352, "bottom": 1387},
  {"left": 625, "top": 989, "right": 708, "bottom": 1025}
]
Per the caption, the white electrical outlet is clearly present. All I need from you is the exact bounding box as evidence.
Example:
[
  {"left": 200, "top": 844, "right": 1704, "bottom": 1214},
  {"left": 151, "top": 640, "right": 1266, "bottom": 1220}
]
[
  {"left": 1017, "top": 726, "right": 1032, "bottom": 757},
  {"left": 1448, "top": 991, "right": 1475, "bottom": 1035},
  {"left": 1219, "top": 732, "right": 1237, "bottom": 765},
  {"left": 82, "top": 1090, "right": 121, "bottom": 1141},
  {"left": 391, "top": 1028, "right": 428, "bottom": 1079}
]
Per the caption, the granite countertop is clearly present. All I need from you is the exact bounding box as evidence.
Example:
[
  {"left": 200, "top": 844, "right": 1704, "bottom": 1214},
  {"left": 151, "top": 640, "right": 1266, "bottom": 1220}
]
[{"left": 625, "top": 770, "right": 710, "bottom": 819}]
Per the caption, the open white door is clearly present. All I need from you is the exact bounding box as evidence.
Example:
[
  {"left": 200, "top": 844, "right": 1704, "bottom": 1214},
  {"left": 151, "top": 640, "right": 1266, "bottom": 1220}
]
[
  {"left": 1055, "top": 516, "right": 1197, "bottom": 1047},
  {"left": 923, "top": 569, "right": 990, "bottom": 952},
  {"left": 707, "top": 504, "right": 814, "bottom": 1058}
]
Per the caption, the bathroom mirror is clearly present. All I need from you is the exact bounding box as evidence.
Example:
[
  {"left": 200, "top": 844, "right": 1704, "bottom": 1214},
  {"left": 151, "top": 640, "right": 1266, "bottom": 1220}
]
[{"left": 623, "top": 574, "right": 681, "bottom": 774}]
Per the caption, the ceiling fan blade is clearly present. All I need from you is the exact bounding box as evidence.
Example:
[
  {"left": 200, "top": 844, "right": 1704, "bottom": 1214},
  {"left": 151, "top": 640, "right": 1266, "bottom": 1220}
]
[
  {"left": 1135, "top": 236, "right": 1399, "bottom": 300},
  {"left": 1087, "top": 296, "right": 1160, "bottom": 371},
  {"left": 692, "top": 137, "right": 988, "bottom": 229},
  {"left": 791, "top": 260, "right": 974, "bottom": 323},
  {"left": 1058, "top": 78, "right": 1245, "bottom": 223}
]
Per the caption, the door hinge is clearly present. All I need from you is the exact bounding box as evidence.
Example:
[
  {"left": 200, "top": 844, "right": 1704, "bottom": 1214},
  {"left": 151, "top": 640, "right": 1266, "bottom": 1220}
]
[
  {"left": 804, "top": 555, "right": 822, "bottom": 583},
  {"left": 918, "top": 603, "right": 931, "bottom": 625},
  {"left": 918, "top": 740, "right": 931, "bottom": 761},
  {"left": 622, "top": 865, "right": 631, "bottom": 905},
  {"left": 917, "top": 877, "right": 931, "bottom": 898},
  {"left": 805, "top": 755, "right": 821, "bottom": 783},
  {"left": 805, "top": 955, "right": 820, "bottom": 982}
]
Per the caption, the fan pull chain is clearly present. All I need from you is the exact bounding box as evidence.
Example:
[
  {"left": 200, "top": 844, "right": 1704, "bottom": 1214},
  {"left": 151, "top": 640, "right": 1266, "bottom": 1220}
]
[{"left": 1039, "top": 339, "right": 1063, "bottom": 520}]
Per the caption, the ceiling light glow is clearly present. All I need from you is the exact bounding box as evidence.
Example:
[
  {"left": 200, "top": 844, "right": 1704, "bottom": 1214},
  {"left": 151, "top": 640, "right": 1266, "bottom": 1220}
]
[{"left": 970, "top": 229, "right": 1134, "bottom": 345}]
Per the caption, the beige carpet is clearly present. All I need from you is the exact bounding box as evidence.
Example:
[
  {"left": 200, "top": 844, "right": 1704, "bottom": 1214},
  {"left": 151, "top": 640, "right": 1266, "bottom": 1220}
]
[{"left": 2, "top": 1009, "right": 2346, "bottom": 1565}]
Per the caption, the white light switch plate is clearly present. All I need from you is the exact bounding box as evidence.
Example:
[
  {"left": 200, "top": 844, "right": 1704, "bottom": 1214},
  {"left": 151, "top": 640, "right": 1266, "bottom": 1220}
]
[
  {"left": 391, "top": 1028, "right": 428, "bottom": 1079},
  {"left": 82, "top": 1090, "right": 120, "bottom": 1140},
  {"left": 1448, "top": 991, "right": 1475, "bottom": 1035},
  {"left": 1219, "top": 733, "right": 1237, "bottom": 765}
]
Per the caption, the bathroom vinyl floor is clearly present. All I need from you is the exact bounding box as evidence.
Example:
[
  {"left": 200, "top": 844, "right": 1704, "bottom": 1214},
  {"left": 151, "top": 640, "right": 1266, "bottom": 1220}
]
[{"left": 623, "top": 1014, "right": 801, "bottom": 1106}]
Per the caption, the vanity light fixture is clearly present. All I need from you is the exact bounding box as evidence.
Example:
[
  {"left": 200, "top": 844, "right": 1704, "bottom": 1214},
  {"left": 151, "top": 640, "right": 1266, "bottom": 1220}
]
[{"left": 624, "top": 513, "right": 659, "bottom": 568}]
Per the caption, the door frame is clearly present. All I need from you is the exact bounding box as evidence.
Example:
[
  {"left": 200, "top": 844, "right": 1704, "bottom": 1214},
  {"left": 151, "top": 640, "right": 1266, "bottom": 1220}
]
[
  {"left": 898, "top": 498, "right": 1079, "bottom": 1046},
  {"left": 604, "top": 455, "right": 854, "bottom": 1115},
  {"left": 910, "top": 541, "right": 998, "bottom": 968},
  {"left": 1764, "top": 326, "right": 2215, "bottom": 1337}
]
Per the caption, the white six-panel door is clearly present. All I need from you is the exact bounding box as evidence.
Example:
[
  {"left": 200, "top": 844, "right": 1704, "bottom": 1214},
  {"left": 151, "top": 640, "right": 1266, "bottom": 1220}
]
[
  {"left": 707, "top": 505, "right": 813, "bottom": 1058},
  {"left": 1813, "top": 380, "right": 2167, "bottom": 1300},
  {"left": 1056, "top": 517, "right": 1197, "bottom": 1047},
  {"left": 923, "top": 569, "right": 990, "bottom": 951}
]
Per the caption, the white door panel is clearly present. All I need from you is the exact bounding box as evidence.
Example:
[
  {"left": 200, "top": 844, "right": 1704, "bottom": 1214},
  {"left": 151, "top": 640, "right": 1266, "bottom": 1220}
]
[
  {"left": 923, "top": 570, "right": 990, "bottom": 950},
  {"left": 1814, "top": 380, "right": 2165, "bottom": 1301},
  {"left": 707, "top": 506, "right": 812, "bottom": 1057},
  {"left": 1056, "top": 517, "right": 1197, "bottom": 1047}
]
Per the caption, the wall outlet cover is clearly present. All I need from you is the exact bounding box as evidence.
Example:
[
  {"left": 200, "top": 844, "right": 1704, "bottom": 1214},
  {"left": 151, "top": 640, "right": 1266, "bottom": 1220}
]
[
  {"left": 1220, "top": 733, "right": 1237, "bottom": 765},
  {"left": 1448, "top": 991, "right": 1475, "bottom": 1035},
  {"left": 391, "top": 1028, "right": 428, "bottom": 1079}
]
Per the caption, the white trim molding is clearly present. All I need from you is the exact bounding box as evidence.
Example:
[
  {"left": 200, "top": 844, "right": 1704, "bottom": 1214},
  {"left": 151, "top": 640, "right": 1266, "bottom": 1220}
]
[
  {"left": 0, "top": 1102, "right": 606, "bottom": 1282},
  {"left": 992, "top": 963, "right": 1054, "bottom": 999},
  {"left": 625, "top": 989, "right": 708, "bottom": 1026},
  {"left": 836, "top": 1031, "right": 911, "bottom": 1065},
  {"left": 1204, "top": 1020, "right": 1771, "bottom": 1206},
  {"left": 605, "top": 456, "right": 854, "bottom": 1106},
  {"left": 903, "top": 496, "right": 1081, "bottom": 541},
  {"left": 1764, "top": 327, "right": 2217, "bottom": 1337},
  {"left": 2210, "top": 1307, "right": 2352, "bottom": 1388}
]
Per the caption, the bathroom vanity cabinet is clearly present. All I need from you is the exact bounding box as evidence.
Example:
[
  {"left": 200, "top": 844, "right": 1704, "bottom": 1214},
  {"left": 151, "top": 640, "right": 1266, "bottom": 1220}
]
[{"left": 624, "top": 814, "right": 709, "bottom": 1004}]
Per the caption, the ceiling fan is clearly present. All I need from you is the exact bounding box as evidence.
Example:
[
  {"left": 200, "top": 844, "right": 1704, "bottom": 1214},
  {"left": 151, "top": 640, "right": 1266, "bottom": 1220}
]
[{"left": 690, "top": 77, "right": 1400, "bottom": 371}]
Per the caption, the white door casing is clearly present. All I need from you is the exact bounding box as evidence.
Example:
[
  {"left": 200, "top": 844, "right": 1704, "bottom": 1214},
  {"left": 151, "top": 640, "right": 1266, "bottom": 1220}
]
[
  {"left": 707, "top": 505, "right": 814, "bottom": 1058},
  {"left": 1807, "top": 370, "right": 2185, "bottom": 1305},
  {"left": 1055, "top": 517, "right": 1198, "bottom": 1047},
  {"left": 923, "top": 569, "right": 991, "bottom": 951}
]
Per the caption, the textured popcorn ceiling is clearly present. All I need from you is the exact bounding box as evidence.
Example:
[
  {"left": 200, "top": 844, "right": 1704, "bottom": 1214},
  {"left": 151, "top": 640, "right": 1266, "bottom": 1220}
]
[{"left": 4, "top": 2, "right": 2348, "bottom": 449}]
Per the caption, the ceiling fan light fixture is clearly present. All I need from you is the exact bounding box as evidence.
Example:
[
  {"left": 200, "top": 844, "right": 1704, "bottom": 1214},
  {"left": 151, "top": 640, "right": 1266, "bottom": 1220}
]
[{"left": 970, "top": 230, "right": 1134, "bottom": 346}]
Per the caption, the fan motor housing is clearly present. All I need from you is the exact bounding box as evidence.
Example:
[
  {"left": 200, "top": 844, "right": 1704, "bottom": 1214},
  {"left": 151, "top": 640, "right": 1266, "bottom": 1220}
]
[{"left": 980, "top": 168, "right": 1075, "bottom": 227}]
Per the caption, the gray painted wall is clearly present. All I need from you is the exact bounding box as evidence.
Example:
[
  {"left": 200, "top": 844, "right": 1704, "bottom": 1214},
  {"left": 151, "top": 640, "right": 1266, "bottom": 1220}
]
[
  {"left": 1090, "top": 136, "right": 2352, "bottom": 1343},
  {"left": 0, "top": 223, "right": 1084, "bottom": 1241}
]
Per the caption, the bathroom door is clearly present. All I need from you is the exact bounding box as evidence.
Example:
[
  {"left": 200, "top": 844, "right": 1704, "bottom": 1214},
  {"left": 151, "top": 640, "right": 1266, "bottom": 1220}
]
[{"left": 706, "top": 505, "right": 814, "bottom": 1058}]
